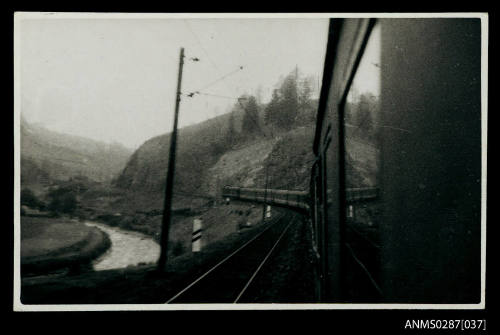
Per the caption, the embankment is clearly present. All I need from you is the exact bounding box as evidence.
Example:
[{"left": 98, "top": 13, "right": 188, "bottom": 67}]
[{"left": 21, "top": 217, "right": 111, "bottom": 276}]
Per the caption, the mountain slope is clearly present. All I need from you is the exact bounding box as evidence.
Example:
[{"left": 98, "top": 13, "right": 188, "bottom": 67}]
[
  {"left": 20, "top": 118, "right": 133, "bottom": 185},
  {"left": 113, "top": 108, "right": 317, "bottom": 215},
  {"left": 114, "top": 112, "right": 236, "bottom": 197}
]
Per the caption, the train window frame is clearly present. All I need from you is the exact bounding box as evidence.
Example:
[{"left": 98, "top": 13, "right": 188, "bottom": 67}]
[
  {"left": 334, "top": 19, "right": 379, "bottom": 253},
  {"left": 337, "top": 19, "right": 378, "bottom": 120},
  {"left": 338, "top": 18, "right": 383, "bottom": 301}
]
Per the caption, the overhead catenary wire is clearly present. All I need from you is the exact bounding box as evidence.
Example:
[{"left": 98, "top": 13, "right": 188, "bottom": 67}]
[
  {"left": 183, "top": 89, "right": 271, "bottom": 140},
  {"left": 181, "top": 21, "right": 272, "bottom": 125},
  {"left": 184, "top": 87, "right": 276, "bottom": 194},
  {"left": 188, "top": 66, "right": 245, "bottom": 94},
  {"left": 183, "top": 19, "right": 243, "bottom": 97},
  {"left": 177, "top": 23, "right": 311, "bottom": 192},
  {"left": 181, "top": 85, "right": 244, "bottom": 126},
  {"left": 182, "top": 92, "right": 240, "bottom": 100},
  {"left": 183, "top": 20, "right": 221, "bottom": 73},
  {"left": 188, "top": 73, "right": 315, "bottom": 191}
]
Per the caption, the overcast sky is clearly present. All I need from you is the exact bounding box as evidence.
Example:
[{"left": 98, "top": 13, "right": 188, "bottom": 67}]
[
  {"left": 18, "top": 16, "right": 329, "bottom": 149},
  {"left": 348, "top": 22, "right": 381, "bottom": 101}
]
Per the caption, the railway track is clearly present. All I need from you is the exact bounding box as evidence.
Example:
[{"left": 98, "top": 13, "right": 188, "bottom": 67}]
[
  {"left": 344, "top": 221, "right": 383, "bottom": 301},
  {"left": 166, "top": 210, "right": 297, "bottom": 303}
]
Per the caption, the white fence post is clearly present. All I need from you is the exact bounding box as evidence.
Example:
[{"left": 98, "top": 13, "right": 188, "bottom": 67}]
[
  {"left": 265, "top": 205, "right": 272, "bottom": 219},
  {"left": 348, "top": 205, "right": 354, "bottom": 219},
  {"left": 192, "top": 218, "right": 203, "bottom": 252}
]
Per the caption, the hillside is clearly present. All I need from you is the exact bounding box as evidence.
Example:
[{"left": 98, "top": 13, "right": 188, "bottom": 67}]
[
  {"left": 200, "top": 137, "right": 279, "bottom": 195},
  {"left": 112, "top": 69, "right": 319, "bottom": 209},
  {"left": 20, "top": 118, "right": 133, "bottom": 188},
  {"left": 113, "top": 105, "right": 255, "bottom": 207},
  {"left": 113, "top": 113, "right": 316, "bottom": 212},
  {"left": 201, "top": 125, "right": 316, "bottom": 196},
  {"left": 76, "top": 69, "right": 321, "bottom": 259},
  {"left": 345, "top": 137, "right": 380, "bottom": 188}
]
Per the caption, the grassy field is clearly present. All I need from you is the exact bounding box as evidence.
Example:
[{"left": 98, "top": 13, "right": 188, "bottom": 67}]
[
  {"left": 22, "top": 217, "right": 92, "bottom": 258},
  {"left": 21, "top": 216, "right": 111, "bottom": 276}
]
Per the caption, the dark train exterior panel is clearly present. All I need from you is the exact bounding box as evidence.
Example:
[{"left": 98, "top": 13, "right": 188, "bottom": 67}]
[
  {"left": 378, "top": 19, "right": 481, "bottom": 303},
  {"left": 313, "top": 18, "right": 482, "bottom": 303}
]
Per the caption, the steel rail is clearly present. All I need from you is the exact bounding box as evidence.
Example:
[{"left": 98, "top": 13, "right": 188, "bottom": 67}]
[
  {"left": 346, "top": 224, "right": 380, "bottom": 250},
  {"left": 165, "top": 211, "right": 285, "bottom": 304},
  {"left": 345, "top": 242, "right": 383, "bottom": 297},
  {"left": 233, "top": 214, "right": 296, "bottom": 303}
]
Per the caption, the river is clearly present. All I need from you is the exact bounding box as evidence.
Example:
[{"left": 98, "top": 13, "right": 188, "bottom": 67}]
[{"left": 85, "top": 221, "right": 160, "bottom": 271}]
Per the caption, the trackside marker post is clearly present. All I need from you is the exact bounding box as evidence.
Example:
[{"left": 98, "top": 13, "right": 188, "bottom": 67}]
[
  {"left": 192, "top": 218, "right": 203, "bottom": 252},
  {"left": 265, "top": 205, "right": 271, "bottom": 219}
]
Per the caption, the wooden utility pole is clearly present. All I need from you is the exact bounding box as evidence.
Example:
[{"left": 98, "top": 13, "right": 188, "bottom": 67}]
[{"left": 157, "top": 47, "right": 185, "bottom": 272}]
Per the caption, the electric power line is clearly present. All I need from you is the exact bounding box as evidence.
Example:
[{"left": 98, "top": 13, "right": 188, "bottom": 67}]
[
  {"left": 188, "top": 66, "right": 244, "bottom": 94},
  {"left": 183, "top": 20, "right": 221, "bottom": 73},
  {"left": 184, "top": 20, "right": 249, "bottom": 100},
  {"left": 183, "top": 91, "right": 241, "bottom": 100},
  {"left": 185, "top": 87, "right": 274, "bottom": 141},
  {"left": 183, "top": 20, "right": 243, "bottom": 97}
]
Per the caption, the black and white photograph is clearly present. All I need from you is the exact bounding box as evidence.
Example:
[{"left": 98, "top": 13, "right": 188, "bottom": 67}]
[{"left": 13, "top": 13, "right": 487, "bottom": 311}]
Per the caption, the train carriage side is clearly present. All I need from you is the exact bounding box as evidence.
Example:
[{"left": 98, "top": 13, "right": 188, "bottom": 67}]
[{"left": 313, "top": 18, "right": 482, "bottom": 303}]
